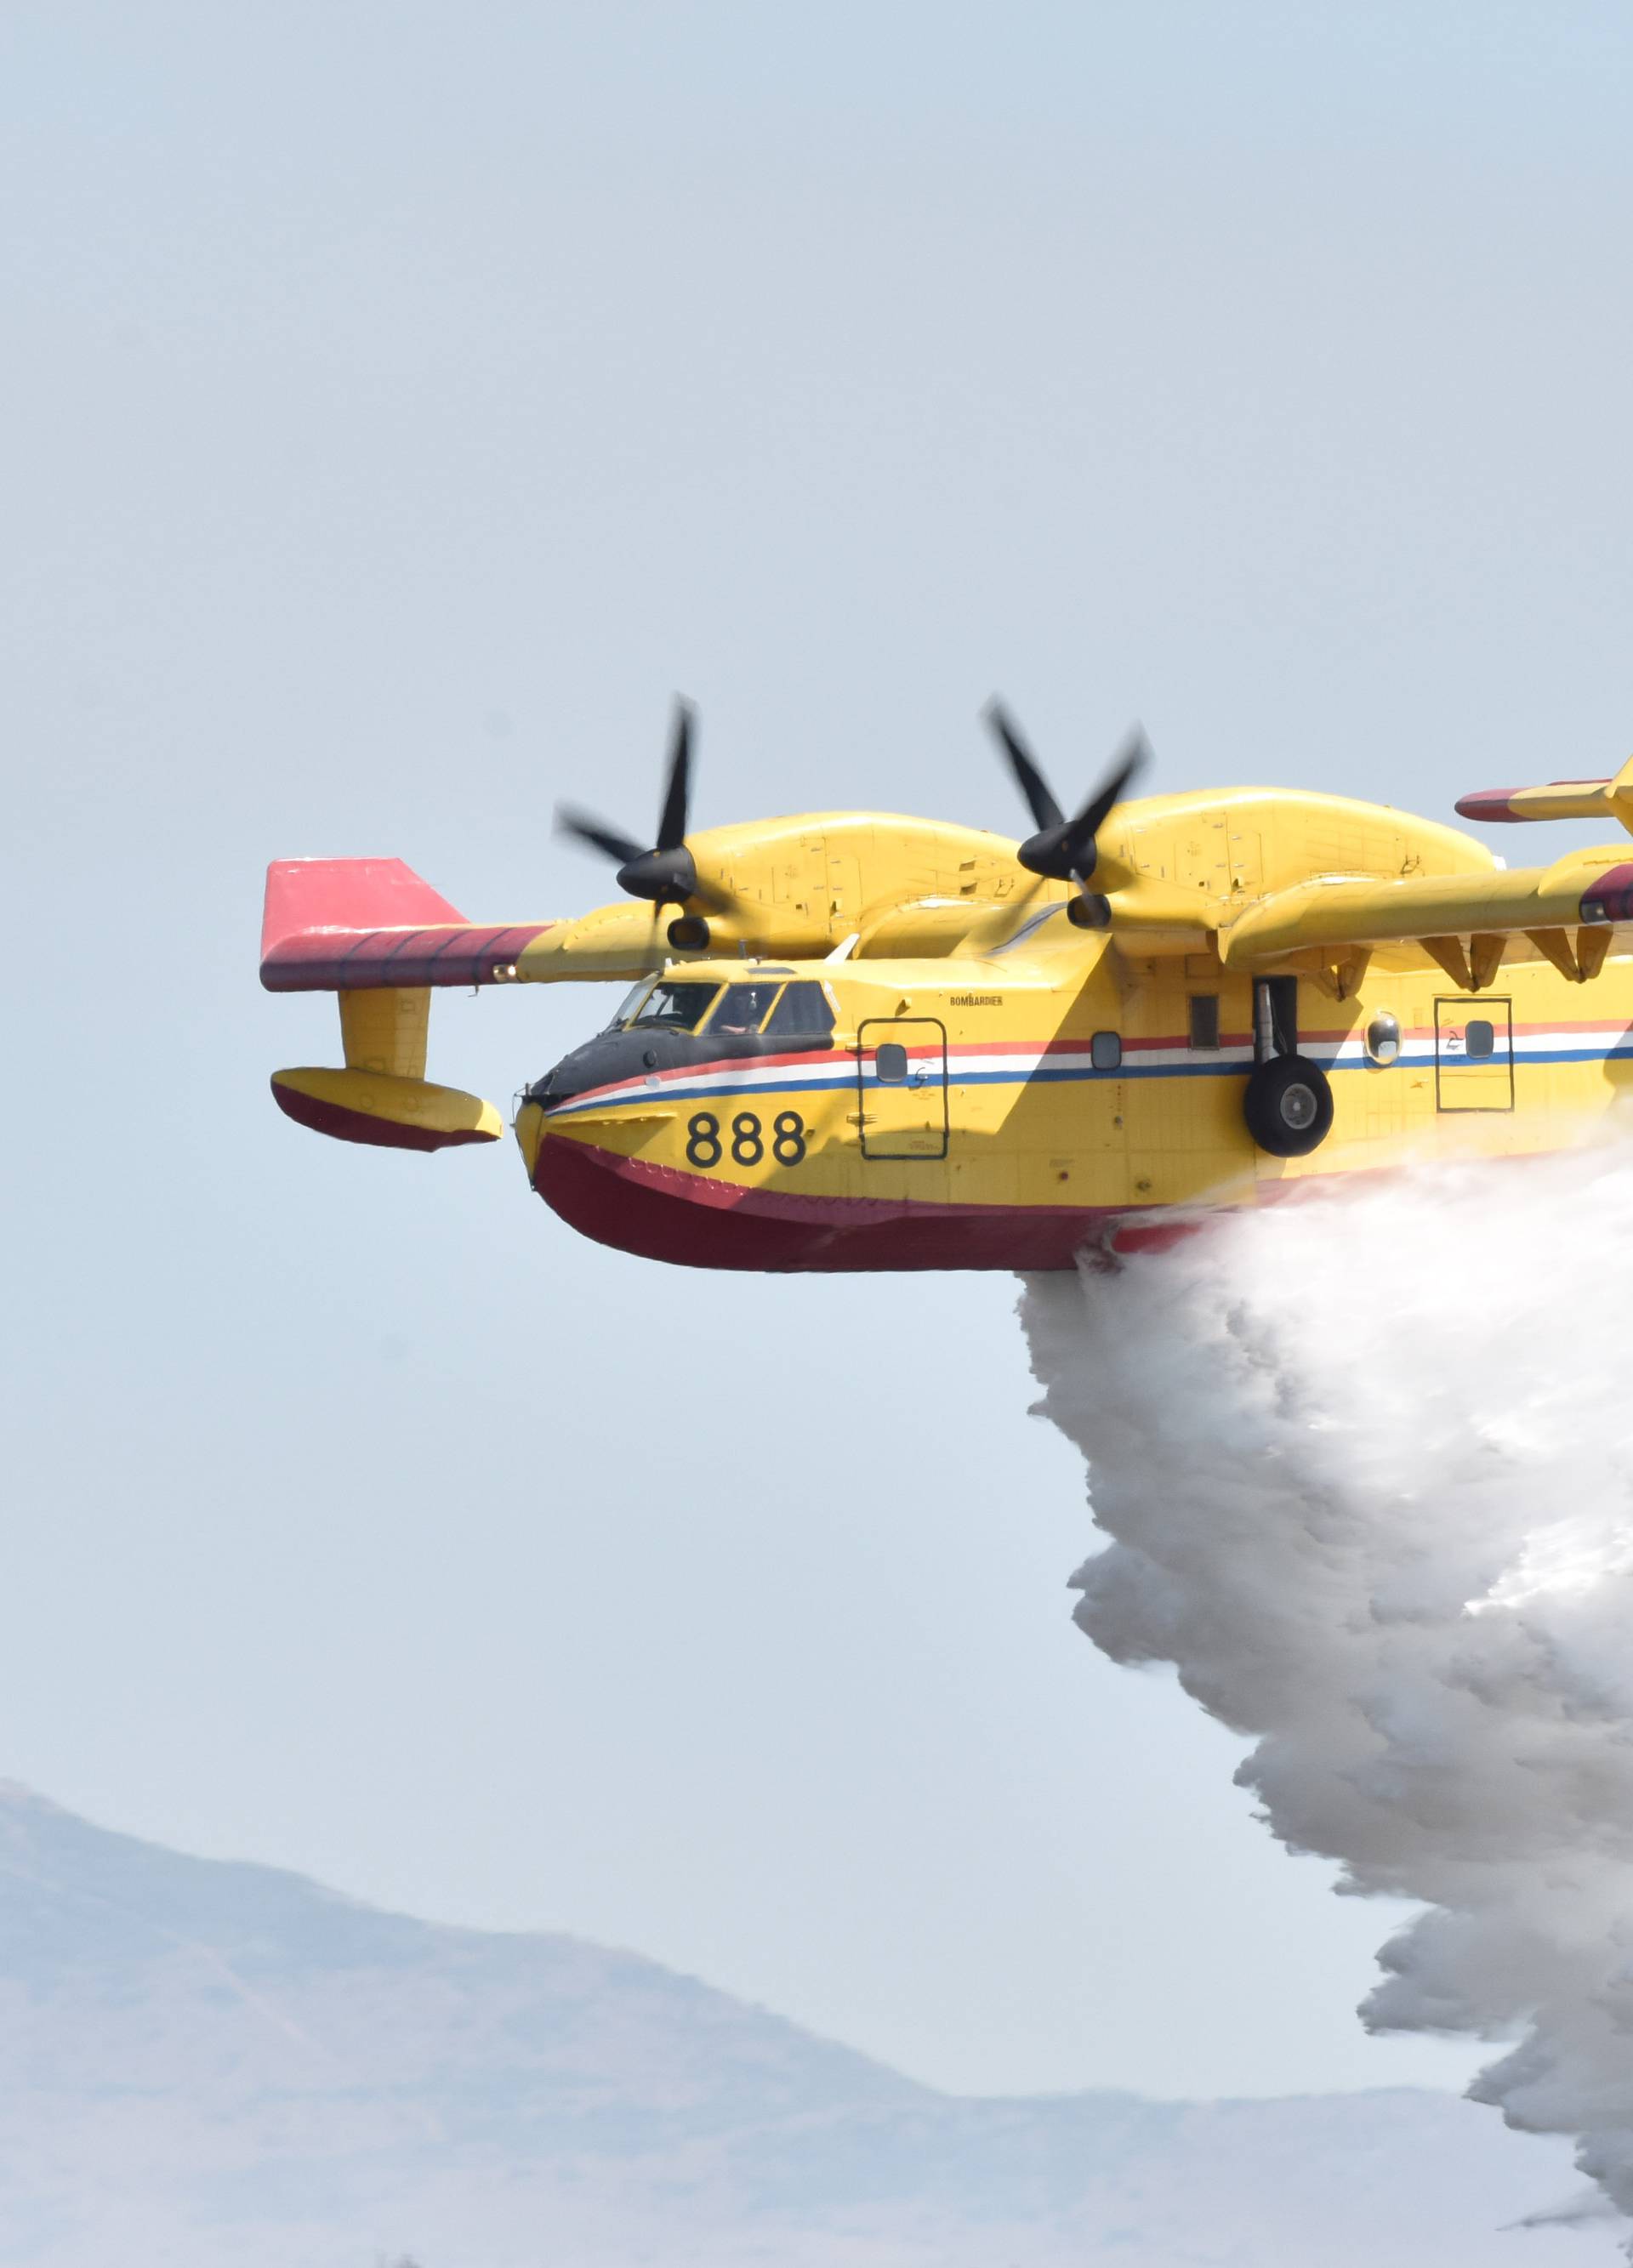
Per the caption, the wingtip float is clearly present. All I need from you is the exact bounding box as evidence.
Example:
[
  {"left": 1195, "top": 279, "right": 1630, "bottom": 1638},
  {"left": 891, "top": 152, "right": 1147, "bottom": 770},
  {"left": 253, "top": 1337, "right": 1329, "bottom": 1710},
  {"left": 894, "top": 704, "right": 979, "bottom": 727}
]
[{"left": 260, "top": 702, "right": 1633, "bottom": 1270}]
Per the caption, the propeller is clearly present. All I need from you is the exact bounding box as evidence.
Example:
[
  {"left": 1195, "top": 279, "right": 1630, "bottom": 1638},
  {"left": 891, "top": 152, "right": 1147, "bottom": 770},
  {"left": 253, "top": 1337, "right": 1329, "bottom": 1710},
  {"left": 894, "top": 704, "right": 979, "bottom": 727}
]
[
  {"left": 982, "top": 701, "right": 1148, "bottom": 904},
  {"left": 555, "top": 699, "right": 737, "bottom": 925}
]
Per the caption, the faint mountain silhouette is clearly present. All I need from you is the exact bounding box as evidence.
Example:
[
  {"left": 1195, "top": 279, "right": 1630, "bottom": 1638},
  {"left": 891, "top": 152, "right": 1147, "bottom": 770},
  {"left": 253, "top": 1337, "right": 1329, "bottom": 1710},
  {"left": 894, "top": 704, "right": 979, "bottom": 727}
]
[{"left": 0, "top": 1783, "right": 1611, "bottom": 2265}]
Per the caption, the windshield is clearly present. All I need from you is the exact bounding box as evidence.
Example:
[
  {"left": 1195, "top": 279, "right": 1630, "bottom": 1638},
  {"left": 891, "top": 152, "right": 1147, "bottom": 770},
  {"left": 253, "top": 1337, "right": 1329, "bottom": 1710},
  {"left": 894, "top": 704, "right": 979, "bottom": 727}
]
[
  {"left": 626, "top": 981, "right": 721, "bottom": 1033},
  {"left": 606, "top": 978, "right": 657, "bottom": 1031}
]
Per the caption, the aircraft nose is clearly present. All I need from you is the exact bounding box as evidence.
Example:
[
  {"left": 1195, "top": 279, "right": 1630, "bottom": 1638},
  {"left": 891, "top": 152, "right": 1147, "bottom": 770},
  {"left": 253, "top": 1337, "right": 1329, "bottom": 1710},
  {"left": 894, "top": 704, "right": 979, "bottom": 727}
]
[{"left": 514, "top": 1098, "right": 546, "bottom": 1179}]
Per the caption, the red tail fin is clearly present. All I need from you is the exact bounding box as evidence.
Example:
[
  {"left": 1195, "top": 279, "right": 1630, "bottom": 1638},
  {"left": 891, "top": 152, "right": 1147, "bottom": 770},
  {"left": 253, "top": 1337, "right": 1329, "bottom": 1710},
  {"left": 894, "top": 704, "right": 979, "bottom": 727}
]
[
  {"left": 259, "top": 859, "right": 550, "bottom": 992},
  {"left": 260, "top": 858, "right": 467, "bottom": 962}
]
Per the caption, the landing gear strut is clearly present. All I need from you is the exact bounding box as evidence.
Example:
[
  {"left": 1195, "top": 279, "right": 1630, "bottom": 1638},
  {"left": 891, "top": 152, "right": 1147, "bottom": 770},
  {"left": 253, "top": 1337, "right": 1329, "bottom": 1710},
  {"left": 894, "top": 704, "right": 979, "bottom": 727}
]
[{"left": 1243, "top": 977, "right": 1333, "bottom": 1157}]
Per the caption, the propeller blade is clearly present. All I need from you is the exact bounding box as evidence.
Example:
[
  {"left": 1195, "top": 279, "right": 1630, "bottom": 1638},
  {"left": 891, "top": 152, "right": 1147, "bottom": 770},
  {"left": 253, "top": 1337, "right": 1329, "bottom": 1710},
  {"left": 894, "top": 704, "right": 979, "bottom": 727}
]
[
  {"left": 1063, "top": 729, "right": 1149, "bottom": 862},
  {"left": 683, "top": 869, "right": 739, "bottom": 918},
  {"left": 656, "top": 699, "right": 694, "bottom": 852},
  {"left": 555, "top": 807, "right": 646, "bottom": 865},
  {"left": 559, "top": 699, "right": 740, "bottom": 920},
  {"left": 1010, "top": 873, "right": 1047, "bottom": 914},
  {"left": 983, "top": 699, "right": 1063, "bottom": 833},
  {"left": 990, "top": 872, "right": 1050, "bottom": 935}
]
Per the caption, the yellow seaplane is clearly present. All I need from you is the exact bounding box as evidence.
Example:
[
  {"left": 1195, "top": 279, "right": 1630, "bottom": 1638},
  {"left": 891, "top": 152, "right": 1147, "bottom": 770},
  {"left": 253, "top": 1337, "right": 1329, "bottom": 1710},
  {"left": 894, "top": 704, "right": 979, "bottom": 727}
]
[{"left": 261, "top": 704, "right": 1633, "bottom": 1269}]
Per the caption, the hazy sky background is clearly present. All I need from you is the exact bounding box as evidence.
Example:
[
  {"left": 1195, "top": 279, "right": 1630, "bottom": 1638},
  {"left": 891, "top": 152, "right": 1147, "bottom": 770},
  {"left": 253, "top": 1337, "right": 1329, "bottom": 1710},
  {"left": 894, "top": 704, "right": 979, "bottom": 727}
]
[{"left": 5, "top": 1, "right": 1632, "bottom": 2101}]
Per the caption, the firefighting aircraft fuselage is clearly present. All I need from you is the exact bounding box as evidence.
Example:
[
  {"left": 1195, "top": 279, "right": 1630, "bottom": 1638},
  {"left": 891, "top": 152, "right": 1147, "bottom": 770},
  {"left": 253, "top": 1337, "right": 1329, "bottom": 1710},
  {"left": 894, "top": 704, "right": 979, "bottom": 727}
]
[{"left": 261, "top": 705, "right": 1633, "bottom": 1269}]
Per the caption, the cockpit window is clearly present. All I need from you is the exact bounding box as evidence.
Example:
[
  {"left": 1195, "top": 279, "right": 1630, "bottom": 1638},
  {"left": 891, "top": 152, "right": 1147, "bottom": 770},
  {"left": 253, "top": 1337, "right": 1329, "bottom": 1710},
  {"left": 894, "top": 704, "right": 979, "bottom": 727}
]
[
  {"left": 764, "top": 982, "right": 836, "bottom": 1039},
  {"left": 626, "top": 981, "right": 720, "bottom": 1032},
  {"left": 607, "top": 978, "right": 657, "bottom": 1031},
  {"left": 708, "top": 981, "right": 782, "bottom": 1034},
  {"left": 615, "top": 977, "right": 834, "bottom": 1043}
]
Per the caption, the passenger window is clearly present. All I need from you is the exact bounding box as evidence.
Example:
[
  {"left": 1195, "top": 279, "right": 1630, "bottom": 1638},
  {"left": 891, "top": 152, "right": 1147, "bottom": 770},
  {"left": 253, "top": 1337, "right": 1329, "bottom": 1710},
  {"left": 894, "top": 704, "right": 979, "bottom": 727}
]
[
  {"left": 764, "top": 982, "right": 836, "bottom": 1039},
  {"left": 874, "top": 1042, "right": 909, "bottom": 1084},
  {"left": 1090, "top": 1031, "right": 1122, "bottom": 1071},
  {"left": 1465, "top": 1019, "right": 1496, "bottom": 1060},
  {"left": 1188, "top": 996, "right": 1220, "bottom": 1051},
  {"left": 628, "top": 982, "right": 720, "bottom": 1032},
  {"left": 709, "top": 982, "right": 780, "bottom": 1034}
]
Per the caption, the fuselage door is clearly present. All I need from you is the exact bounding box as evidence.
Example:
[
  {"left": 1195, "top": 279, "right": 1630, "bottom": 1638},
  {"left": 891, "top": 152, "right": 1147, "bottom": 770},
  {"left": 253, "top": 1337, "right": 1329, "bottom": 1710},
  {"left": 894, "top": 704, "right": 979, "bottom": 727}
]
[
  {"left": 857, "top": 1017, "right": 949, "bottom": 1160},
  {"left": 1435, "top": 997, "right": 1514, "bottom": 1112}
]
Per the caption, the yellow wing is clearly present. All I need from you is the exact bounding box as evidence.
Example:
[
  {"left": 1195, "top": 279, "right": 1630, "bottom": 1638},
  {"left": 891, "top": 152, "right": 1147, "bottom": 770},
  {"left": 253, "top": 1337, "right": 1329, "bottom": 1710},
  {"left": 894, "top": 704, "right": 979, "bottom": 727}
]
[{"left": 1220, "top": 844, "right": 1633, "bottom": 990}]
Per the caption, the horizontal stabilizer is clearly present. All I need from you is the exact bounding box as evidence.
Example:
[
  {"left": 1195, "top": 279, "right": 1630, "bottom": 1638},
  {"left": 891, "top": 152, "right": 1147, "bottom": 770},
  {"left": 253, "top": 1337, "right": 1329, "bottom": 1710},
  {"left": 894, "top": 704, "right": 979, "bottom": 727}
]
[
  {"left": 260, "top": 859, "right": 553, "bottom": 991},
  {"left": 1455, "top": 756, "right": 1633, "bottom": 835}
]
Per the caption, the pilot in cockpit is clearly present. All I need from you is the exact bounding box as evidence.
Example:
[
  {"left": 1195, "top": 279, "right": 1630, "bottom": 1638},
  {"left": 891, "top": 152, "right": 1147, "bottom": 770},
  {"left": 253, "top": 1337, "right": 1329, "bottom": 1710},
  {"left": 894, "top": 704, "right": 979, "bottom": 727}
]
[{"left": 713, "top": 983, "right": 777, "bottom": 1034}]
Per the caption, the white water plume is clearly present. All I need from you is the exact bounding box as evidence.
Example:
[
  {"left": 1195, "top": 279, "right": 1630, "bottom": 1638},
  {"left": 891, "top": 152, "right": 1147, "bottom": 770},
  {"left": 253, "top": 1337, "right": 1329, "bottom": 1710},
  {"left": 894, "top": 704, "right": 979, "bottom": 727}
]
[{"left": 1021, "top": 1140, "right": 1633, "bottom": 2242}]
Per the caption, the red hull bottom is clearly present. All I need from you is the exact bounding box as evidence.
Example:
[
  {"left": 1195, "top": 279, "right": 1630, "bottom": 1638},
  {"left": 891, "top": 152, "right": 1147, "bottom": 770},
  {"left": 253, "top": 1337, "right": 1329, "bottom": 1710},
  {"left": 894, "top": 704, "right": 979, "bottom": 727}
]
[{"left": 532, "top": 1135, "right": 1191, "bottom": 1272}]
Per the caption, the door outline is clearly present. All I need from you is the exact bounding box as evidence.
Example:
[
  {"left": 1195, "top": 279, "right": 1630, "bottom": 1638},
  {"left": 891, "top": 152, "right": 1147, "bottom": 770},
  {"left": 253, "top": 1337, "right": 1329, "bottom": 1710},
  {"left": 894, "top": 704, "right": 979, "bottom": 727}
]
[
  {"left": 856, "top": 1016, "right": 949, "bottom": 1160},
  {"left": 1434, "top": 996, "right": 1515, "bottom": 1113}
]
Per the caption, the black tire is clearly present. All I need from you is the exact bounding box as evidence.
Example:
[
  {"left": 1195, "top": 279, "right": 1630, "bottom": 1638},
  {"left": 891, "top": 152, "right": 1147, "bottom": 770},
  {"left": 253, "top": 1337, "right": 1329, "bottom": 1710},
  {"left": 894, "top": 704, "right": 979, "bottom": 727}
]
[{"left": 1243, "top": 1054, "right": 1334, "bottom": 1157}]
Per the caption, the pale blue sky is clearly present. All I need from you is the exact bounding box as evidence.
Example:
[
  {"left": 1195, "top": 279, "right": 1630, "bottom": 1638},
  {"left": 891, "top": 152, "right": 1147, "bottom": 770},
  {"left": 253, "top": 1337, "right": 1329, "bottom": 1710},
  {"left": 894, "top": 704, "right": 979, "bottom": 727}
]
[{"left": 4, "top": 0, "right": 1631, "bottom": 2099}]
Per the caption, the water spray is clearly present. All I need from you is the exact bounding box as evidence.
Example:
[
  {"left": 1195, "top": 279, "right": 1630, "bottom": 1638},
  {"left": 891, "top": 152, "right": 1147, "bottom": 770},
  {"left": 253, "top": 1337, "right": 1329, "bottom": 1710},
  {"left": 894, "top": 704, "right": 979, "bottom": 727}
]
[{"left": 1021, "top": 1142, "right": 1633, "bottom": 2245}]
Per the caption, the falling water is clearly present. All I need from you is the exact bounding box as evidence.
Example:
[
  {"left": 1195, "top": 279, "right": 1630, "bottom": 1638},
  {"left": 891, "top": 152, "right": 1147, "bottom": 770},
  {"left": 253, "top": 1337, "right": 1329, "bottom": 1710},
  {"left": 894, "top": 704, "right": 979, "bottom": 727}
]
[{"left": 1021, "top": 1141, "right": 1633, "bottom": 2242}]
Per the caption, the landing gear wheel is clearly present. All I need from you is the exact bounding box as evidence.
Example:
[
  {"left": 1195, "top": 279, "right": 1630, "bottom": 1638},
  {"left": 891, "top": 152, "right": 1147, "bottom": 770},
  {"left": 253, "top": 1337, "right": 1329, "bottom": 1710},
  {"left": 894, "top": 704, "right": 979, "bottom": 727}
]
[{"left": 1243, "top": 1054, "right": 1333, "bottom": 1157}]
